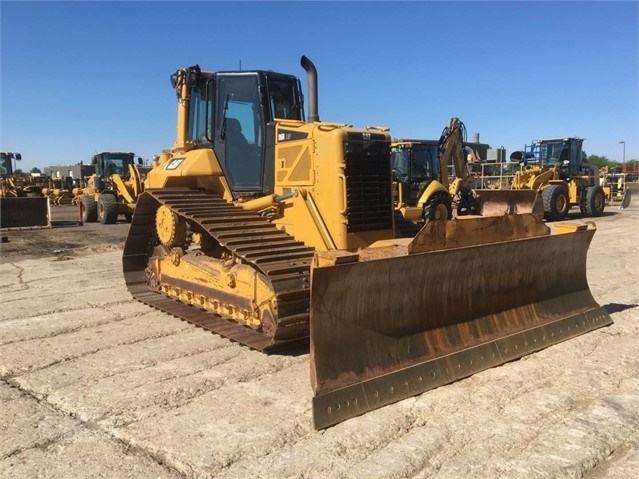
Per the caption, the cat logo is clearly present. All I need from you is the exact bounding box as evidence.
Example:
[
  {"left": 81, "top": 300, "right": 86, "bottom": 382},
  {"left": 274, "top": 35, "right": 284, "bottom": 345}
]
[{"left": 164, "top": 158, "right": 185, "bottom": 171}]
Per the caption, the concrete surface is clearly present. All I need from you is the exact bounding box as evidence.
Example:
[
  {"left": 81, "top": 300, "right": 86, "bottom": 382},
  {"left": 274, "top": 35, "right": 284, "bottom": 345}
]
[{"left": 1, "top": 194, "right": 638, "bottom": 479}]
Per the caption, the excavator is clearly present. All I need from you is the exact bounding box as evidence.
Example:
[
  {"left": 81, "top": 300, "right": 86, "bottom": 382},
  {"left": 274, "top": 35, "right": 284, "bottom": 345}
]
[{"left": 122, "top": 56, "right": 612, "bottom": 429}]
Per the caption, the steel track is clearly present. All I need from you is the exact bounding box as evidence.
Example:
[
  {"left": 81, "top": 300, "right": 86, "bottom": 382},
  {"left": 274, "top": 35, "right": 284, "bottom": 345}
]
[{"left": 123, "top": 188, "right": 314, "bottom": 352}]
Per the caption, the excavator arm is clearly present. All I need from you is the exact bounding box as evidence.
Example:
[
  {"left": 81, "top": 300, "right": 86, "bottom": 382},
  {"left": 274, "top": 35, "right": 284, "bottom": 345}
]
[
  {"left": 437, "top": 117, "right": 470, "bottom": 195},
  {"left": 437, "top": 117, "right": 481, "bottom": 215}
]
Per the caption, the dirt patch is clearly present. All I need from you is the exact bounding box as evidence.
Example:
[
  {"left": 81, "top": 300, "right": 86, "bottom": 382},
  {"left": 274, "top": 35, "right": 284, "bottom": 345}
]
[
  {"left": 1, "top": 187, "right": 636, "bottom": 264},
  {"left": 0, "top": 205, "right": 130, "bottom": 264}
]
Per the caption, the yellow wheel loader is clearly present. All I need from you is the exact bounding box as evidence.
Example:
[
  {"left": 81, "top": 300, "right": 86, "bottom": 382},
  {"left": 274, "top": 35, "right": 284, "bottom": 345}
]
[
  {"left": 510, "top": 137, "right": 607, "bottom": 221},
  {"left": 122, "top": 56, "right": 611, "bottom": 429},
  {"left": 0, "top": 152, "right": 51, "bottom": 230},
  {"left": 73, "top": 152, "right": 144, "bottom": 224}
]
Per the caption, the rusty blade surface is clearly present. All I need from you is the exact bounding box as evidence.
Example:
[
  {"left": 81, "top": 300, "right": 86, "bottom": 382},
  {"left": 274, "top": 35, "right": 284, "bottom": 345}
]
[
  {"left": 407, "top": 213, "right": 549, "bottom": 255},
  {"left": 0, "top": 197, "right": 51, "bottom": 230},
  {"left": 309, "top": 226, "right": 612, "bottom": 429}
]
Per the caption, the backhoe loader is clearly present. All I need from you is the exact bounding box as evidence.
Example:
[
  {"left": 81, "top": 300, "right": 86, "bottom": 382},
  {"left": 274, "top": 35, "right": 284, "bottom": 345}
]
[
  {"left": 122, "top": 56, "right": 611, "bottom": 429},
  {"left": 74, "top": 151, "right": 144, "bottom": 224},
  {"left": 391, "top": 118, "right": 537, "bottom": 226},
  {"left": 0, "top": 152, "right": 51, "bottom": 229}
]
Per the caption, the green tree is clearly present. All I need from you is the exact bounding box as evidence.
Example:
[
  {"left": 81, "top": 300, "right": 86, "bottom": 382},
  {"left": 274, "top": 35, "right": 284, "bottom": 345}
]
[
  {"left": 13, "top": 168, "right": 23, "bottom": 175},
  {"left": 30, "top": 167, "right": 41, "bottom": 174},
  {"left": 584, "top": 154, "right": 610, "bottom": 168}
]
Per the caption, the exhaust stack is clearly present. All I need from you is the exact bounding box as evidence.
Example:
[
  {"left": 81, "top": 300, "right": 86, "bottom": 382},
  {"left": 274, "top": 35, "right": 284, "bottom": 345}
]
[{"left": 301, "top": 56, "right": 319, "bottom": 123}]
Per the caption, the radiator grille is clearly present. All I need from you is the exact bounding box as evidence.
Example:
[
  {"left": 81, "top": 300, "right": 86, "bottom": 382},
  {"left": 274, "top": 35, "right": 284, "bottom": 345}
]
[{"left": 343, "top": 140, "right": 393, "bottom": 232}]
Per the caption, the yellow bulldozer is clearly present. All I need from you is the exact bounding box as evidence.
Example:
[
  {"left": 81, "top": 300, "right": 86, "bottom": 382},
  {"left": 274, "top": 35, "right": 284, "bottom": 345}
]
[
  {"left": 0, "top": 152, "right": 51, "bottom": 229},
  {"left": 509, "top": 137, "right": 608, "bottom": 221},
  {"left": 122, "top": 56, "right": 612, "bottom": 429},
  {"left": 74, "top": 151, "right": 144, "bottom": 224}
]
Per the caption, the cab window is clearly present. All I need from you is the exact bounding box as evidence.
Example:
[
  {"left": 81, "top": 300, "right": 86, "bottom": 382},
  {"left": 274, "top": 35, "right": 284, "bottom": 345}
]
[
  {"left": 188, "top": 84, "right": 214, "bottom": 144},
  {"left": 268, "top": 78, "right": 302, "bottom": 120},
  {"left": 216, "top": 75, "right": 263, "bottom": 188}
]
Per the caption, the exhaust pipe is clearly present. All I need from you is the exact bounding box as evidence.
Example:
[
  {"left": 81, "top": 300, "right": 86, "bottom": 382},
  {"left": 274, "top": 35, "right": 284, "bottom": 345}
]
[{"left": 300, "top": 55, "right": 319, "bottom": 123}]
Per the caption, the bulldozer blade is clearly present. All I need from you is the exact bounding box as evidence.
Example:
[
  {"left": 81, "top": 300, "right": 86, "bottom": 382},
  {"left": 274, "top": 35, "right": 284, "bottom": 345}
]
[
  {"left": 0, "top": 197, "right": 51, "bottom": 230},
  {"left": 406, "top": 212, "right": 550, "bottom": 254},
  {"left": 473, "top": 189, "right": 544, "bottom": 217},
  {"left": 310, "top": 222, "right": 611, "bottom": 429}
]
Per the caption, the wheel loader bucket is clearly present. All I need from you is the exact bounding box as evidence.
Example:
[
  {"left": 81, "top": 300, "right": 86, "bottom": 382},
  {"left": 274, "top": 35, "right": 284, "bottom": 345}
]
[
  {"left": 473, "top": 189, "right": 544, "bottom": 217},
  {"left": 309, "top": 215, "right": 611, "bottom": 429},
  {"left": 0, "top": 197, "right": 51, "bottom": 230}
]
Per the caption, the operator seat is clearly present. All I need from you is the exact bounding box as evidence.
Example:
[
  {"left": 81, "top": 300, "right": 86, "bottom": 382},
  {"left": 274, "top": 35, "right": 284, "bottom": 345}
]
[
  {"left": 226, "top": 118, "right": 249, "bottom": 149},
  {"left": 225, "top": 117, "right": 258, "bottom": 186},
  {"left": 558, "top": 148, "right": 571, "bottom": 180},
  {"left": 105, "top": 162, "right": 117, "bottom": 176}
]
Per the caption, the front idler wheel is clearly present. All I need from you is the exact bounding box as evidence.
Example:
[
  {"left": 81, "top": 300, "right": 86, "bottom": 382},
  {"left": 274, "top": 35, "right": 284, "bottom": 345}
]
[{"left": 155, "top": 205, "right": 188, "bottom": 247}]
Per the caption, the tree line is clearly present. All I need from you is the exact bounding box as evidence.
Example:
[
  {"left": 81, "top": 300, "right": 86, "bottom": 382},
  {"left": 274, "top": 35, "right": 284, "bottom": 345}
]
[{"left": 583, "top": 153, "right": 638, "bottom": 173}]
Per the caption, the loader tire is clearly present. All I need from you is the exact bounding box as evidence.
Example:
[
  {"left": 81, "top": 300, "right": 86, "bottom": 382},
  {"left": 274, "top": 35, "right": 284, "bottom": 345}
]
[
  {"left": 423, "top": 194, "right": 452, "bottom": 223},
  {"left": 80, "top": 195, "right": 98, "bottom": 223},
  {"left": 582, "top": 185, "right": 605, "bottom": 217},
  {"left": 98, "top": 194, "right": 119, "bottom": 224},
  {"left": 541, "top": 184, "right": 569, "bottom": 221}
]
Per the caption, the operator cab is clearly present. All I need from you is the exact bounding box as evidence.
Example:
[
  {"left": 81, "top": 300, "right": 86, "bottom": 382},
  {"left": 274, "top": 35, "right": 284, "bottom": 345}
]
[
  {"left": 0, "top": 152, "right": 19, "bottom": 178},
  {"left": 391, "top": 141, "right": 439, "bottom": 205},
  {"left": 92, "top": 152, "right": 140, "bottom": 190},
  {"left": 181, "top": 69, "right": 305, "bottom": 197},
  {"left": 538, "top": 138, "right": 584, "bottom": 180}
]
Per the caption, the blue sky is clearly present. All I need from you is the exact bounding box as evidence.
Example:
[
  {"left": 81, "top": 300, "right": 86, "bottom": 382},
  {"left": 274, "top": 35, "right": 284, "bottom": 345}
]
[{"left": 1, "top": 0, "right": 637, "bottom": 172}]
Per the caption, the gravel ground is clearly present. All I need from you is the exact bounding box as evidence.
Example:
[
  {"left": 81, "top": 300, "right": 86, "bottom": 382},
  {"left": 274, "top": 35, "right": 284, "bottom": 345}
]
[{"left": 0, "top": 190, "right": 637, "bottom": 479}]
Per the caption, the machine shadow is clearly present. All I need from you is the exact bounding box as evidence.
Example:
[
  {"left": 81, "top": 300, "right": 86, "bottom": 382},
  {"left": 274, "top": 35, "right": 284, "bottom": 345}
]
[{"left": 604, "top": 303, "right": 638, "bottom": 314}]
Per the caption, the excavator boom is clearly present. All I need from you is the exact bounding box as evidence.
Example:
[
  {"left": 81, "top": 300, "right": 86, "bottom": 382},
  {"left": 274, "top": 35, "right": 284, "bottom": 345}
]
[{"left": 438, "top": 117, "right": 468, "bottom": 193}]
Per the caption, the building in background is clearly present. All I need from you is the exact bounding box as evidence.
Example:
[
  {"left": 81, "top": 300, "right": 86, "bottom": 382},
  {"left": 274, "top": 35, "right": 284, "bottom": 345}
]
[{"left": 44, "top": 164, "right": 94, "bottom": 180}]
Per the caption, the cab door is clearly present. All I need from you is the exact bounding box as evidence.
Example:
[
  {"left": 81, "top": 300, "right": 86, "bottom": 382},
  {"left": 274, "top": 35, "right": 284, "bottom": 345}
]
[{"left": 213, "top": 74, "right": 265, "bottom": 193}]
